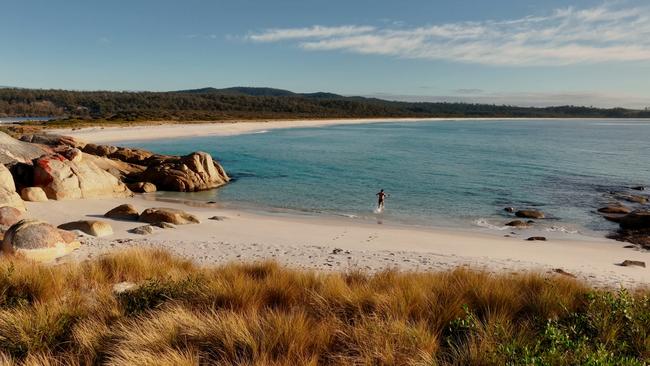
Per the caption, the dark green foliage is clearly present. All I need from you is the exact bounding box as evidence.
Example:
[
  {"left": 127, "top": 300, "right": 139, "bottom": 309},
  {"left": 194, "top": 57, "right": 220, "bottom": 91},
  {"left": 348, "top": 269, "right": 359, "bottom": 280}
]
[
  {"left": 1, "top": 87, "right": 649, "bottom": 122},
  {"left": 117, "top": 276, "right": 207, "bottom": 315}
]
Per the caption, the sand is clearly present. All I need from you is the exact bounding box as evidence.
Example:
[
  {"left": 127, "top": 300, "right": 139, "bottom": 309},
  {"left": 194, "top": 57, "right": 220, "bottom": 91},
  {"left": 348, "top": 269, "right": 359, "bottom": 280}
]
[
  {"left": 53, "top": 117, "right": 526, "bottom": 144},
  {"left": 43, "top": 119, "right": 650, "bottom": 288},
  {"left": 23, "top": 196, "right": 649, "bottom": 288}
]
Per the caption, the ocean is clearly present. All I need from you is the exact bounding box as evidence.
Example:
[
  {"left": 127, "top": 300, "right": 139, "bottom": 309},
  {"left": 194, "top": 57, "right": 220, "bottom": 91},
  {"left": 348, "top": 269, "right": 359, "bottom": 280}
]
[{"left": 129, "top": 119, "right": 650, "bottom": 239}]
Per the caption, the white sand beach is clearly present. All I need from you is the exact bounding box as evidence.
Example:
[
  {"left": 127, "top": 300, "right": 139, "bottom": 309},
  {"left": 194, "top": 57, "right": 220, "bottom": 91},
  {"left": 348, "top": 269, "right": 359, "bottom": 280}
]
[
  {"left": 54, "top": 117, "right": 524, "bottom": 144},
  {"left": 23, "top": 195, "right": 649, "bottom": 288},
  {"left": 44, "top": 120, "right": 649, "bottom": 288}
]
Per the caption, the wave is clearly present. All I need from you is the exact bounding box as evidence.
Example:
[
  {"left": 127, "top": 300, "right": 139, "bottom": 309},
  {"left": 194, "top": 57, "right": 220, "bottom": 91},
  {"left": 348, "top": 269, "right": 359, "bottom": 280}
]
[
  {"left": 544, "top": 226, "right": 579, "bottom": 234},
  {"left": 252, "top": 130, "right": 269, "bottom": 134},
  {"left": 474, "top": 218, "right": 509, "bottom": 231}
]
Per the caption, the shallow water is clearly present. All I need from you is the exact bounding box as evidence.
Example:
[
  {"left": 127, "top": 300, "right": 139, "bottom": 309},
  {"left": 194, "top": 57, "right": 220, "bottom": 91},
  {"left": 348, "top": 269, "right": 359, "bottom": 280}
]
[
  {"left": 0, "top": 117, "right": 52, "bottom": 123},
  {"left": 130, "top": 119, "right": 650, "bottom": 238}
]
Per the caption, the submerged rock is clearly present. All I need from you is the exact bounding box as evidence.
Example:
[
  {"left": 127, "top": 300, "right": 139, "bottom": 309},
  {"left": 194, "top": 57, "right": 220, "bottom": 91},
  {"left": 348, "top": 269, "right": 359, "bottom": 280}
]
[
  {"left": 615, "top": 193, "right": 648, "bottom": 205},
  {"left": 505, "top": 220, "right": 528, "bottom": 228},
  {"left": 515, "top": 209, "right": 545, "bottom": 219},
  {"left": 597, "top": 204, "right": 631, "bottom": 215}
]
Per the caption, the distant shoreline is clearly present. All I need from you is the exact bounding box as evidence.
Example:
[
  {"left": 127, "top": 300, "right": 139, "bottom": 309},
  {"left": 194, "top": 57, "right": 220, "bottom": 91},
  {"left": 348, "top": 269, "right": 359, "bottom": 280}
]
[{"left": 51, "top": 117, "right": 648, "bottom": 144}]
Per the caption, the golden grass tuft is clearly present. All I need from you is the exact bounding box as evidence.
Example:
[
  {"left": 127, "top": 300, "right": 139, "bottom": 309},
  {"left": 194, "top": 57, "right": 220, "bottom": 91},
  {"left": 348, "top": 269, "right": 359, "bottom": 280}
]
[{"left": 0, "top": 248, "right": 647, "bottom": 365}]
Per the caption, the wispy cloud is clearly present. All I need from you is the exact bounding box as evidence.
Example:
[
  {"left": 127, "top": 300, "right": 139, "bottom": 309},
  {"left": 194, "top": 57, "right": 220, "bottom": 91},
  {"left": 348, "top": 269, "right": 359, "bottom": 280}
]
[
  {"left": 245, "top": 3, "right": 650, "bottom": 66},
  {"left": 248, "top": 25, "right": 375, "bottom": 42}
]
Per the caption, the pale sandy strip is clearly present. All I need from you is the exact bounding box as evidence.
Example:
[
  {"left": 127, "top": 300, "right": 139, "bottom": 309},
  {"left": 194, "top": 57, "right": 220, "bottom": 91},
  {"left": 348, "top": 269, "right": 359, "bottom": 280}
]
[
  {"left": 53, "top": 118, "right": 539, "bottom": 143},
  {"left": 23, "top": 196, "right": 649, "bottom": 289}
]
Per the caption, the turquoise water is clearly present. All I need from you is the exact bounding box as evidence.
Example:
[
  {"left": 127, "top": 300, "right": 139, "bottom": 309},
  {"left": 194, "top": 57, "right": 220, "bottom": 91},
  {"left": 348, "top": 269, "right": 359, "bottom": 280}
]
[{"left": 130, "top": 119, "right": 650, "bottom": 237}]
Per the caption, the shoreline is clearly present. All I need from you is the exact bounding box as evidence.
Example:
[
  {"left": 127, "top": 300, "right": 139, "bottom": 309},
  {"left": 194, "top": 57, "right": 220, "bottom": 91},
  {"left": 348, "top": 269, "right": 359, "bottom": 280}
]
[
  {"left": 42, "top": 118, "right": 649, "bottom": 288},
  {"left": 23, "top": 195, "right": 649, "bottom": 288},
  {"left": 50, "top": 117, "right": 613, "bottom": 144}
]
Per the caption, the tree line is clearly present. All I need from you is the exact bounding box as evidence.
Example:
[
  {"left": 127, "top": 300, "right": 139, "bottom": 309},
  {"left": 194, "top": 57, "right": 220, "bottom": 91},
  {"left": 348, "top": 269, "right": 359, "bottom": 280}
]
[{"left": 1, "top": 87, "right": 649, "bottom": 122}]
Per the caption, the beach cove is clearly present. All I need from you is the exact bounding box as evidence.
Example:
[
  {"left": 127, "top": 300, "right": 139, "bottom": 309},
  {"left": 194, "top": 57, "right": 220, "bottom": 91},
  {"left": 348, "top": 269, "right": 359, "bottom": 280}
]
[{"left": 40, "top": 118, "right": 650, "bottom": 287}]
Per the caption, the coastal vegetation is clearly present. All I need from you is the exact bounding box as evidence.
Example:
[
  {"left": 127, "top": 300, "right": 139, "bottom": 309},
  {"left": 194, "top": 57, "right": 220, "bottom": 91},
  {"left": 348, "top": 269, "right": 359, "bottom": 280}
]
[
  {"left": 1, "top": 87, "right": 649, "bottom": 127},
  {"left": 0, "top": 248, "right": 647, "bottom": 365}
]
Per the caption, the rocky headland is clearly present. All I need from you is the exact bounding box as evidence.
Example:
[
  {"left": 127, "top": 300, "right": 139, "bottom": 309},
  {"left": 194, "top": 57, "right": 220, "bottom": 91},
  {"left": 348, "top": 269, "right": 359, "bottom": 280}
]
[{"left": 0, "top": 131, "right": 229, "bottom": 260}]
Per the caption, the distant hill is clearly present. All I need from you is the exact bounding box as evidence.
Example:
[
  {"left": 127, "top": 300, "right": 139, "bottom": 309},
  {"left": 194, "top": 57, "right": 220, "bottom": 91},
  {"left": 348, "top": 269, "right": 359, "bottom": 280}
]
[
  {"left": 1, "top": 86, "right": 649, "bottom": 122},
  {"left": 175, "top": 86, "right": 342, "bottom": 99}
]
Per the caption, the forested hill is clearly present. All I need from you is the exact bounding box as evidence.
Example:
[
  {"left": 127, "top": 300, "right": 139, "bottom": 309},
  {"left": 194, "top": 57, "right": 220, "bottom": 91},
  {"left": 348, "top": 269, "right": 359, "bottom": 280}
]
[{"left": 1, "top": 87, "right": 649, "bottom": 122}]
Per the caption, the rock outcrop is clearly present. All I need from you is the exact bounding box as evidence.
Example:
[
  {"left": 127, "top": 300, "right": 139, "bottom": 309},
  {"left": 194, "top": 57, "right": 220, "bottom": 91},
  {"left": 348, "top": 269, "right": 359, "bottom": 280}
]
[
  {"left": 2, "top": 219, "right": 80, "bottom": 261},
  {"left": 20, "top": 187, "right": 48, "bottom": 202},
  {"left": 20, "top": 134, "right": 86, "bottom": 149},
  {"left": 20, "top": 134, "right": 230, "bottom": 193},
  {"left": 139, "top": 207, "right": 200, "bottom": 225},
  {"left": 615, "top": 193, "right": 648, "bottom": 205},
  {"left": 58, "top": 220, "right": 114, "bottom": 237},
  {"left": 127, "top": 182, "right": 157, "bottom": 193},
  {"left": 0, "top": 131, "right": 52, "bottom": 165},
  {"left": 608, "top": 210, "right": 650, "bottom": 249},
  {"left": 32, "top": 154, "right": 131, "bottom": 200},
  {"left": 0, "top": 206, "right": 24, "bottom": 227},
  {"left": 597, "top": 204, "right": 631, "bottom": 214},
  {"left": 105, "top": 204, "right": 140, "bottom": 221},
  {"left": 618, "top": 210, "right": 650, "bottom": 230},
  {"left": 134, "top": 152, "right": 229, "bottom": 192},
  {"left": 82, "top": 143, "right": 154, "bottom": 165},
  {"left": 0, "top": 164, "right": 25, "bottom": 211}
]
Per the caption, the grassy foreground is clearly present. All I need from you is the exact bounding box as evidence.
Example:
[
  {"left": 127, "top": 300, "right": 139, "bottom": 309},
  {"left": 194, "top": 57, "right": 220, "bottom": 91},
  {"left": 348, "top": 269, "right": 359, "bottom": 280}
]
[{"left": 0, "top": 249, "right": 647, "bottom": 365}]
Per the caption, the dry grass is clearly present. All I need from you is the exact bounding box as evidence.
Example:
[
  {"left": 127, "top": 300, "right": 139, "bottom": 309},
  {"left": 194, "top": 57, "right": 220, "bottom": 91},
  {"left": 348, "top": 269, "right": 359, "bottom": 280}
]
[{"left": 0, "top": 249, "right": 647, "bottom": 365}]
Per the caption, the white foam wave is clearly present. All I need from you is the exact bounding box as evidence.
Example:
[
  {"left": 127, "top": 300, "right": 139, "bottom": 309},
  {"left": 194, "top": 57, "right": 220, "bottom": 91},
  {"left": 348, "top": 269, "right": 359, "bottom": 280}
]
[
  {"left": 252, "top": 130, "right": 269, "bottom": 134},
  {"left": 544, "top": 226, "right": 579, "bottom": 234},
  {"left": 474, "top": 218, "right": 508, "bottom": 231}
]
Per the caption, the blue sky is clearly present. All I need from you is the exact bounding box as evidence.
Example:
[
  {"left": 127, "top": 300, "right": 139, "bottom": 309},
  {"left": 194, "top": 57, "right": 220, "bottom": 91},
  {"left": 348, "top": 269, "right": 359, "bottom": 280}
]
[{"left": 2, "top": 0, "right": 649, "bottom": 108}]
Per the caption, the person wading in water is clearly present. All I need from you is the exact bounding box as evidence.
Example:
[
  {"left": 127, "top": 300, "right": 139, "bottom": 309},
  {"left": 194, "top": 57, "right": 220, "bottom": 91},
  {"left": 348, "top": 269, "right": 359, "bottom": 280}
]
[{"left": 376, "top": 189, "right": 389, "bottom": 211}]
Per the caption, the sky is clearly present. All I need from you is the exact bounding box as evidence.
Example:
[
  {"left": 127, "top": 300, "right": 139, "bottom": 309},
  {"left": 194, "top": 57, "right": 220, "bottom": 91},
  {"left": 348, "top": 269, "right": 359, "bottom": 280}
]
[{"left": 2, "top": 0, "right": 650, "bottom": 108}]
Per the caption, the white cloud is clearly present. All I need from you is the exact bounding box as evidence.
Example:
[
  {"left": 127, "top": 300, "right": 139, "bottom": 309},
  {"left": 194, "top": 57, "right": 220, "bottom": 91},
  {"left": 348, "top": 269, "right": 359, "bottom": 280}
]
[
  {"left": 245, "top": 3, "right": 650, "bottom": 66},
  {"left": 247, "top": 25, "right": 375, "bottom": 42}
]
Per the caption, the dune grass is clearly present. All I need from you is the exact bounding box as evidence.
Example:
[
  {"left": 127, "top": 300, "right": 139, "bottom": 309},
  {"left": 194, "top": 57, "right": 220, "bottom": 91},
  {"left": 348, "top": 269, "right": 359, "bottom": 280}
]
[{"left": 0, "top": 249, "right": 647, "bottom": 365}]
